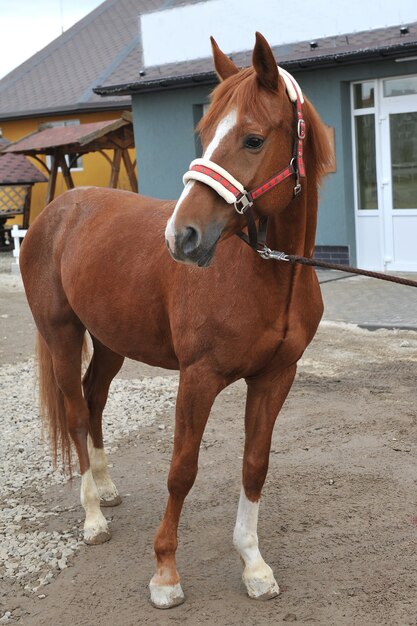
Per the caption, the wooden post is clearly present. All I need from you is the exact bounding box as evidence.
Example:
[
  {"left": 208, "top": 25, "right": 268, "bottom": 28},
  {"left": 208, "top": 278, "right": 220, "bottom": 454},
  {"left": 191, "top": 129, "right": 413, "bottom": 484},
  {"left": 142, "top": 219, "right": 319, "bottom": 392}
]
[
  {"left": 45, "top": 154, "right": 58, "bottom": 205},
  {"left": 109, "top": 149, "right": 122, "bottom": 188},
  {"left": 22, "top": 186, "right": 32, "bottom": 229},
  {"left": 122, "top": 149, "right": 138, "bottom": 192},
  {"left": 58, "top": 153, "right": 75, "bottom": 191}
]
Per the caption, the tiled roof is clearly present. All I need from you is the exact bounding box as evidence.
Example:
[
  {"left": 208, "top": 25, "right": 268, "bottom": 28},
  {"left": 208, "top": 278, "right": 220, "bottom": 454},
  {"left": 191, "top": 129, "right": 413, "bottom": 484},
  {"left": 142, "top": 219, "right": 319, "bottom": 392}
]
[
  {"left": 0, "top": 0, "right": 164, "bottom": 120},
  {"left": 0, "top": 0, "right": 207, "bottom": 120},
  {"left": 0, "top": 140, "right": 47, "bottom": 184},
  {"left": 96, "top": 21, "right": 417, "bottom": 95},
  {"left": 1, "top": 114, "right": 134, "bottom": 155}
]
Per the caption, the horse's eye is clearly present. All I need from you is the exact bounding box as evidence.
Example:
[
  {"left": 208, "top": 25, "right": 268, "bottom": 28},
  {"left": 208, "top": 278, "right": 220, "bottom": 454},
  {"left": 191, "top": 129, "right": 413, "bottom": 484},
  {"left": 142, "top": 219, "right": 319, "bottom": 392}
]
[{"left": 244, "top": 135, "right": 265, "bottom": 150}]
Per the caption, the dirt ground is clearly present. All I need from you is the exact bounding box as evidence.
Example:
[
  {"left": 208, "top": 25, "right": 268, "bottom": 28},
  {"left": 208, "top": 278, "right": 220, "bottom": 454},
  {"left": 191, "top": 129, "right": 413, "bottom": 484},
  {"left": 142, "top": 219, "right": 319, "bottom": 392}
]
[{"left": 1, "top": 271, "right": 417, "bottom": 626}]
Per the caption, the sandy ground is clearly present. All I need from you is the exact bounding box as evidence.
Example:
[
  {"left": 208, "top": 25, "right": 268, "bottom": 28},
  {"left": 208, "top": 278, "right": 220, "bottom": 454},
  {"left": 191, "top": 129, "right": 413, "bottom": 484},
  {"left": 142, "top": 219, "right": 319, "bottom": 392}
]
[{"left": 1, "top": 267, "right": 417, "bottom": 626}]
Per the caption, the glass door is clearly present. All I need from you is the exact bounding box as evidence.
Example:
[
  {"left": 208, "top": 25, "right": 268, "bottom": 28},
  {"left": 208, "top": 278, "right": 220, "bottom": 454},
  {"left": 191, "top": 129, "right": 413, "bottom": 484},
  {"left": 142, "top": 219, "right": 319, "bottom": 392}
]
[
  {"left": 380, "top": 77, "right": 417, "bottom": 271},
  {"left": 353, "top": 76, "right": 417, "bottom": 272},
  {"left": 352, "top": 80, "right": 384, "bottom": 270}
]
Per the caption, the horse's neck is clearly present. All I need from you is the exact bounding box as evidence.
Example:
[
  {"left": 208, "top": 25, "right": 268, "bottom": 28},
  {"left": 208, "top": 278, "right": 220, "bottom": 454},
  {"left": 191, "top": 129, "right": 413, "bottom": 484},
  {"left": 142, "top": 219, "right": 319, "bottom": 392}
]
[{"left": 266, "top": 184, "right": 317, "bottom": 259}]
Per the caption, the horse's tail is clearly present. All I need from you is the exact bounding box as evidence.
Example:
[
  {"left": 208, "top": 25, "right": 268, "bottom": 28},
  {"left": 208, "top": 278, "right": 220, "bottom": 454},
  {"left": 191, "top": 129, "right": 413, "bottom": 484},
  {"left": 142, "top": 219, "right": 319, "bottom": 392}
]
[{"left": 36, "top": 332, "right": 73, "bottom": 472}]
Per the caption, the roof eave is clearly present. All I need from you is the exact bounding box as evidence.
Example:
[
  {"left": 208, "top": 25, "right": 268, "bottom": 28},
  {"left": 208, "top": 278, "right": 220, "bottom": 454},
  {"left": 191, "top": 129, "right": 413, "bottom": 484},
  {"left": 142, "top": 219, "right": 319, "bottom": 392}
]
[
  {"left": 94, "top": 71, "right": 218, "bottom": 96},
  {"left": 285, "top": 40, "right": 417, "bottom": 70},
  {"left": 0, "top": 180, "right": 44, "bottom": 186},
  {"left": 94, "top": 40, "right": 417, "bottom": 96},
  {"left": 0, "top": 99, "right": 132, "bottom": 123}
]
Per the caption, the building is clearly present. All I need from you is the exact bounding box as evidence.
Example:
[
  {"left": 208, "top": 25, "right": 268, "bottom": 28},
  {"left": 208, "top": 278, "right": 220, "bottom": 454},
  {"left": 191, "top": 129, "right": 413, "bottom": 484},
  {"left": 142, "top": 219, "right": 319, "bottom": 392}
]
[
  {"left": 94, "top": 1, "right": 417, "bottom": 272},
  {"left": 0, "top": 138, "right": 47, "bottom": 246},
  {"left": 0, "top": 0, "right": 142, "bottom": 221}
]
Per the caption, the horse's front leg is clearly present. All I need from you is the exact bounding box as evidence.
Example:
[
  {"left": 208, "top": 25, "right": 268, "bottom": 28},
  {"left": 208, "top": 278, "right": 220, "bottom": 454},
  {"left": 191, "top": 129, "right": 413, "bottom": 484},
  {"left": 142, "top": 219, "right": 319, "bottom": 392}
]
[
  {"left": 234, "top": 363, "right": 297, "bottom": 600},
  {"left": 149, "top": 365, "right": 225, "bottom": 609}
]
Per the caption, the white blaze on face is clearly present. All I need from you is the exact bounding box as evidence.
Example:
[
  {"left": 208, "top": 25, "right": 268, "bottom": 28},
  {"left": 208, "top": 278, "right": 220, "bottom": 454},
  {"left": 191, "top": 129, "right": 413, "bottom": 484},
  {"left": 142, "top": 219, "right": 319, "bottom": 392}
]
[
  {"left": 203, "top": 108, "right": 237, "bottom": 160},
  {"left": 165, "top": 108, "right": 237, "bottom": 249},
  {"left": 165, "top": 181, "right": 195, "bottom": 251}
]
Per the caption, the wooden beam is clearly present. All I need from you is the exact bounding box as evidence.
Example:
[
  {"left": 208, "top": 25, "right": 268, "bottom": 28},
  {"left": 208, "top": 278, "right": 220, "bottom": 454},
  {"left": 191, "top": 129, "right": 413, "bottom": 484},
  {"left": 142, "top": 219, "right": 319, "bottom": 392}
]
[
  {"left": 122, "top": 149, "right": 138, "bottom": 192},
  {"left": 109, "top": 149, "right": 122, "bottom": 188},
  {"left": 57, "top": 153, "right": 75, "bottom": 191},
  {"left": 28, "top": 155, "right": 51, "bottom": 175},
  {"left": 45, "top": 155, "right": 58, "bottom": 205},
  {"left": 22, "top": 186, "right": 32, "bottom": 228},
  {"left": 97, "top": 150, "right": 113, "bottom": 167}
]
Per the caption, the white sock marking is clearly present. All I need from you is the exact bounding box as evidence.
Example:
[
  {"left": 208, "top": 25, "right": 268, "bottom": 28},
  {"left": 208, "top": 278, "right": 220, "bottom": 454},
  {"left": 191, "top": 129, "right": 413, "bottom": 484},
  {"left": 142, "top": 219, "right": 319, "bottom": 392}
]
[
  {"left": 233, "top": 487, "right": 279, "bottom": 598},
  {"left": 81, "top": 468, "right": 109, "bottom": 541},
  {"left": 87, "top": 435, "right": 119, "bottom": 502},
  {"left": 234, "top": 487, "right": 262, "bottom": 564}
]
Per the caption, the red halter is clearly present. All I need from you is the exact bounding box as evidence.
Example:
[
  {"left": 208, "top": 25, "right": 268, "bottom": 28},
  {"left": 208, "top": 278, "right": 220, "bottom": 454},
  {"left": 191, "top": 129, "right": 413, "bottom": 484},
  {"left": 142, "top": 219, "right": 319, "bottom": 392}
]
[{"left": 182, "top": 69, "right": 306, "bottom": 248}]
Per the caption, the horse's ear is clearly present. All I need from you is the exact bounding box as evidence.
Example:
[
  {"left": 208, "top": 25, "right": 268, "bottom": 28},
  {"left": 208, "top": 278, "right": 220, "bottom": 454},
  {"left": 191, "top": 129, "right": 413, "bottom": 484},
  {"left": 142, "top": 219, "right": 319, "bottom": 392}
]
[
  {"left": 252, "top": 32, "right": 279, "bottom": 91},
  {"left": 210, "top": 36, "right": 239, "bottom": 81}
]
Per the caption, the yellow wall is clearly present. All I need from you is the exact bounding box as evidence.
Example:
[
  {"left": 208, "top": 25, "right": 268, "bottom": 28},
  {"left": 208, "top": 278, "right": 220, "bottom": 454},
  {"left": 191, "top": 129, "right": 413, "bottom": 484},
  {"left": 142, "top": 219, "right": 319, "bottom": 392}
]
[{"left": 1, "top": 109, "right": 136, "bottom": 224}]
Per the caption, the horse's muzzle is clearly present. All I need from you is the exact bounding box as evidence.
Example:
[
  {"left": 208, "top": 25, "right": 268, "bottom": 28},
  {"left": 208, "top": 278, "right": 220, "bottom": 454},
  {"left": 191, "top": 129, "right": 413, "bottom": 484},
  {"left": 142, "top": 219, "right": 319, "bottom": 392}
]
[{"left": 166, "top": 224, "right": 221, "bottom": 267}]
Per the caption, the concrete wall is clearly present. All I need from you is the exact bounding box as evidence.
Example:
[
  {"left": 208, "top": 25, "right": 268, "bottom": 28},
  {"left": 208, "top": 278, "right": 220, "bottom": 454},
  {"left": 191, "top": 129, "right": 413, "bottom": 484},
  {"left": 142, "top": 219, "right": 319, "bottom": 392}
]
[{"left": 132, "top": 57, "right": 417, "bottom": 263}]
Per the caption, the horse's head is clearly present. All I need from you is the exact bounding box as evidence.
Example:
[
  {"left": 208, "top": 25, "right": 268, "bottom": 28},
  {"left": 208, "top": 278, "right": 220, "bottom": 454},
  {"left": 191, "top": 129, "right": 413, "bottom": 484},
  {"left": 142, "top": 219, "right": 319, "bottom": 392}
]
[{"left": 165, "top": 32, "right": 327, "bottom": 267}]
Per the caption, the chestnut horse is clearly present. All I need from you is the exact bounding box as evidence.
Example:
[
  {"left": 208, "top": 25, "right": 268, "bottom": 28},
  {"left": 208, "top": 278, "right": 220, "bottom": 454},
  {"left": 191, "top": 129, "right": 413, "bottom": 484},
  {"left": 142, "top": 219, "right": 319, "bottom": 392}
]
[{"left": 20, "top": 33, "right": 331, "bottom": 608}]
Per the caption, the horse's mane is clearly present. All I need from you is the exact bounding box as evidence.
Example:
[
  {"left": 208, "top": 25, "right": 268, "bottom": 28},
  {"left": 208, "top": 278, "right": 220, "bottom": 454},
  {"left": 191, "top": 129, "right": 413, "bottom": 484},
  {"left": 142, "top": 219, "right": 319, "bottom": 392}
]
[
  {"left": 198, "top": 68, "right": 333, "bottom": 188},
  {"left": 302, "top": 96, "right": 334, "bottom": 187}
]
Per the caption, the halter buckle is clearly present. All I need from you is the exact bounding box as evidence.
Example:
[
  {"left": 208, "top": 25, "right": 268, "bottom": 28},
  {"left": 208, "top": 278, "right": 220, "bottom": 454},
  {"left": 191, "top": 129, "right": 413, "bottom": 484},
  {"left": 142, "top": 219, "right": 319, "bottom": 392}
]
[
  {"left": 297, "top": 119, "right": 306, "bottom": 139},
  {"left": 234, "top": 193, "right": 253, "bottom": 215}
]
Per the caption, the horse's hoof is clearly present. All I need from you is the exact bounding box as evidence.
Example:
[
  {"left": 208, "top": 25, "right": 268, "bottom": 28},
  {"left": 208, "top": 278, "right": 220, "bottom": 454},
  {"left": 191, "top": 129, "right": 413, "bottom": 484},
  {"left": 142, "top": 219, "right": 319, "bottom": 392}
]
[
  {"left": 249, "top": 585, "right": 280, "bottom": 600},
  {"left": 245, "top": 577, "right": 280, "bottom": 600},
  {"left": 149, "top": 581, "right": 185, "bottom": 609},
  {"left": 100, "top": 494, "right": 122, "bottom": 507},
  {"left": 83, "top": 529, "right": 112, "bottom": 545}
]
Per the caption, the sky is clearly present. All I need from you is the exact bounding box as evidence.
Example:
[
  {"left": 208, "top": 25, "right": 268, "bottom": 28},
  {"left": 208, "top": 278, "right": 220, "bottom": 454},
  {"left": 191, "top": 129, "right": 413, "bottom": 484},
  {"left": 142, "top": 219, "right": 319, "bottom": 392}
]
[{"left": 0, "top": 0, "right": 103, "bottom": 79}]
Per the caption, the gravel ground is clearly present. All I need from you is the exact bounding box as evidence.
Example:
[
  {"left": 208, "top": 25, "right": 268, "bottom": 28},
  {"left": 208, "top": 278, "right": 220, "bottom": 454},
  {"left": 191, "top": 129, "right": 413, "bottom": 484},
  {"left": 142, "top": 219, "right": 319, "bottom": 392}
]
[{"left": 0, "top": 356, "right": 177, "bottom": 596}]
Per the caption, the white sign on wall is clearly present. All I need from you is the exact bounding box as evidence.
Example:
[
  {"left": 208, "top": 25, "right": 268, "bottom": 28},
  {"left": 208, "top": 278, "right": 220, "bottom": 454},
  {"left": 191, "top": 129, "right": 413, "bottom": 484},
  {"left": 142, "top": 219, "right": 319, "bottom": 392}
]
[{"left": 140, "top": 0, "right": 417, "bottom": 67}]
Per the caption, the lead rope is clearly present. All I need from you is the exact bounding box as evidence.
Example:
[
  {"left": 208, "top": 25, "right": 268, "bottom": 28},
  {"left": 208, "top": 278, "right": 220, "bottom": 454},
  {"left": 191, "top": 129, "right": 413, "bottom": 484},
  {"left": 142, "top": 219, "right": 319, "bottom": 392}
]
[{"left": 257, "top": 246, "right": 417, "bottom": 288}]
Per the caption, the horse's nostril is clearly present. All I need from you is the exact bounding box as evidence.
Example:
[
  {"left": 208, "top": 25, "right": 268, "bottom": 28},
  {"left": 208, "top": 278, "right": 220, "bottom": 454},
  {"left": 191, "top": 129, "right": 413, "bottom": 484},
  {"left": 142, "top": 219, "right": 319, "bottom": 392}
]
[{"left": 181, "top": 226, "right": 200, "bottom": 255}]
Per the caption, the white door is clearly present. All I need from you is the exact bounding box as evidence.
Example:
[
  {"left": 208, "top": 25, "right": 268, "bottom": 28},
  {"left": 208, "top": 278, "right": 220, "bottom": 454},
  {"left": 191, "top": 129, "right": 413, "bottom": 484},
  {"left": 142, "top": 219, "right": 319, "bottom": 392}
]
[{"left": 353, "top": 76, "right": 417, "bottom": 271}]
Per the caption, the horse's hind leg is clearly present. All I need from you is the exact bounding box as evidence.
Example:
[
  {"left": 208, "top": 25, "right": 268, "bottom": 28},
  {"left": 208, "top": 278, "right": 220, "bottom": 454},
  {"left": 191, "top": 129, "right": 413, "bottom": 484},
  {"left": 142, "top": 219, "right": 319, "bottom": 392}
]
[
  {"left": 234, "top": 363, "right": 297, "bottom": 600},
  {"left": 38, "top": 325, "right": 111, "bottom": 545},
  {"left": 83, "top": 336, "right": 124, "bottom": 507}
]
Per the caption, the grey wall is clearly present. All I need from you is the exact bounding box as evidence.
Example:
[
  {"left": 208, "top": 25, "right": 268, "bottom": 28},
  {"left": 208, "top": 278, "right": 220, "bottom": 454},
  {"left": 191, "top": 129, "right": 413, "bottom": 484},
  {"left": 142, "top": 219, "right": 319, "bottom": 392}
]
[
  {"left": 132, "top": 57, "right": 417, "bottom": 264},
  {"left": 133, "top": 85, "right": 211, "bottom": 200}
]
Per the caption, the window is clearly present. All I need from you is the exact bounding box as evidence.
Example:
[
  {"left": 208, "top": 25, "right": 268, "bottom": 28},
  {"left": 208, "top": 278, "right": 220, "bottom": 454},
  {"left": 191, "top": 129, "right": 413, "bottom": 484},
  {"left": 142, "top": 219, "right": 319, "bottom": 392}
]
[
  {"left": 390, "top": 111, "right": 417, "bottom": 209},
  {"left": 353, "top": 82, "right": 375, "bottom": 109},
  {"left": 193, "top": 103, "right": 210, "bottom": 157},
  {"left": 43, "top": 120, "right": 83, "bottom": 171},
  {"left": 383, "top": 76, "right": 417, "bottom": 97},
  {"left": 352, "top": 81, "right": 378, "bottom": 210}
]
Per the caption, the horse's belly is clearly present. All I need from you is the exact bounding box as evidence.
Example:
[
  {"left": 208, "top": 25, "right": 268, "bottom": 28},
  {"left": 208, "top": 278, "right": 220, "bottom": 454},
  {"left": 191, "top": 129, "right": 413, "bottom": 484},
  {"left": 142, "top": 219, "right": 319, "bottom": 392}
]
[
  {"left": 81, "top": 311, "right": 179, "bottom": 369},
  {"left": 66, "top": 281, "right": 179, "bottom": 369}
]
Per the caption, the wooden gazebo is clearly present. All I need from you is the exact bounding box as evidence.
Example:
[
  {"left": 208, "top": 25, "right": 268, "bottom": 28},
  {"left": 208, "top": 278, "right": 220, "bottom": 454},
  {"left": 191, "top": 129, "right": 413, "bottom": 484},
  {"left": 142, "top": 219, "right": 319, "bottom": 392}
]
[
  {"left": 1, "top": 112, "right": 137, "bottom": 205},
  {"left": 0, "top": 139, "right": 47, "bottom": 246}
]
